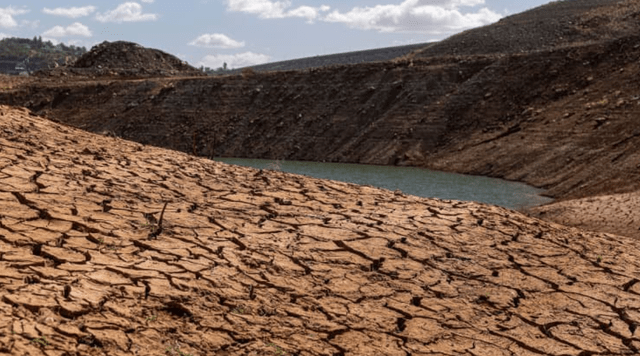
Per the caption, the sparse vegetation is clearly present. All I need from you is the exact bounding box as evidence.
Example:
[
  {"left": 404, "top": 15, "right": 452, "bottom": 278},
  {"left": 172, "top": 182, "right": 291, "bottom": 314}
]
[
  {"left": 231, "top": 306, "right": 245, "bottom": 314},
  {"left": 165, "top": 346, "right": 193, "bottom": 356},
  {"left": 266, "top": 342, "right": 286, "bottom": 355},
  {"left": 0, "top": 37, "right": 87, "bottom": 75},
  {"left": 30, "top": 337, "right": 48, "bottom": 347}
]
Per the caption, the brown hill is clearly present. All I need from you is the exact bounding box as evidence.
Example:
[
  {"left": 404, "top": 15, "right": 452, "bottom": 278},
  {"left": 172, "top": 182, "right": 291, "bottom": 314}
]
[{"left": 1, "top": 104, "right": 640, "bottom": 355}]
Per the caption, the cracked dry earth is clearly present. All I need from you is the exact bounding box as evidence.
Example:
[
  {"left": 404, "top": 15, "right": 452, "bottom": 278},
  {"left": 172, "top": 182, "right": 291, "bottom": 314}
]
[{"left": 1, "top": 105, "right": 640, "bottom": 356}]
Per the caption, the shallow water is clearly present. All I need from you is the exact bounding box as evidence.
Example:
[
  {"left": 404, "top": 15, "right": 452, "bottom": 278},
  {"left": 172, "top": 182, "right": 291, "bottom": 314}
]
[{"left": 216, "top": 158, "right": 553, "bottom": 210}]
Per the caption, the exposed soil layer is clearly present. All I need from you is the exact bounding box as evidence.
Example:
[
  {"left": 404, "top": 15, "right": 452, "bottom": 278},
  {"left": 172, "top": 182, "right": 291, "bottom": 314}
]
[{"left": 2, "top": 104, "right": 640, "bottom": 355}]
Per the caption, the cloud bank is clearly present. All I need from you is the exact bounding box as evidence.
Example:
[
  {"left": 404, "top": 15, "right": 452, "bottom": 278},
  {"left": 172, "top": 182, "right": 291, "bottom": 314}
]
[
  {"left": 43, "top": 6, "right": 96, "bottom": 18},
  {"left": 226, "top": 0, "right": 501, "bottom": 33},
  {"left": 226, "top": 0, "right": 330, "bottom": 22},
  {"left": 189, "top": 33, "right": 245, "bottom": 49},
  {"left": 0, "top": 6, "right": 29, "bottom": 29},
  {"left": 42, "top": 22, "right": 92, "bottom": 37},
  {"left": 96, "top": 2, "right": 158, "bottom": 23},
  {"left": 324, "top": 0, "right": 501, "bottom": 33}
]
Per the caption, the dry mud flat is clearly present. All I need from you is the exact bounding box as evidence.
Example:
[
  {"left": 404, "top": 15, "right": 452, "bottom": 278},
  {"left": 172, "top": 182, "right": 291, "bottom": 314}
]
[
  {"left": 1, "top": 105, "right": 640, "bottom": 355},
  {"left": 527, "top": 192, "right": 640, "bottom": 242}
]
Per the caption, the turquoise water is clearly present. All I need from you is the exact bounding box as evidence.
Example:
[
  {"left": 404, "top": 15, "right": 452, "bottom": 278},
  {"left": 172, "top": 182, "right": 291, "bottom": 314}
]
[{"left": 216, "top": 158, "right": 552, "bottom": 210}]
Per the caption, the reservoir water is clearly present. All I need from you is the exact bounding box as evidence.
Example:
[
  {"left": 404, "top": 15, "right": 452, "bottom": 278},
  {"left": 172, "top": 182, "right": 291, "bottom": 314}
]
[{"left": 216, "top": 158, "right": 553, "bottom": 210}]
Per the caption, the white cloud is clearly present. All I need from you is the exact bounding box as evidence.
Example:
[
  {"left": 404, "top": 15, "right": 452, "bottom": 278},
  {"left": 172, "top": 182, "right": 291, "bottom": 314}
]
[
  {"left": 198, "top": 52, "right": 270, "bottom": 69},
  {"left": 141, "top": 0, "right": 155, "bottom": 2},
  {"left": 226, "top": 0, "right": 330, "bottom": 22},
  {"left": 43, "top": 6, "right": 97, "bottom": 18},
  {"left": 287, "top": 6, "right": 322, "bottom": 22},
  {"left": 0, "top": 6, "right": 29, "bottom": 29},
  {"left": 42, "top": 22, "right": 92, "bottom": 38},
  {"left": 189, "top": 33, "right": 245, "bottom": 49},
  {"left": 96, "top": 2, "right": 158, "bottom": 23},
  {"left": 65, "top": 39, "right": 90, "bottom": 46},
  {"left": 42, "top": 37, "right": 60, "bottom": 45},
  {"left": 323, "top": 0, "right": 501, "bottom": 34},
  {"left": 0, "top": 32, "right": 9, "bottom": 39}
]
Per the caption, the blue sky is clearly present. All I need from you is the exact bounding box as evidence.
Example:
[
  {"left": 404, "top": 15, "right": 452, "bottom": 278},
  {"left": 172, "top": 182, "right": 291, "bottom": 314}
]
[{"left": 1, "top": 0, "right": 552, "bottom": 69}]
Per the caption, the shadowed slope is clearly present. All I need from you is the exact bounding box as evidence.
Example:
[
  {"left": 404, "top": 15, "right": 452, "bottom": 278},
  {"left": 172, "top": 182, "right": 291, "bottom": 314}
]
[{"left": 1, "top": 105, "right": 640, "bottom": 355}]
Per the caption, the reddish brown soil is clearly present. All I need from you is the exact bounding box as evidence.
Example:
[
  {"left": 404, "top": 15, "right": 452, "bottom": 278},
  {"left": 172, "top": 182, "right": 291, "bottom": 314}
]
[{"left": 2, "top": 105, "right": 640, "bottom": 355}]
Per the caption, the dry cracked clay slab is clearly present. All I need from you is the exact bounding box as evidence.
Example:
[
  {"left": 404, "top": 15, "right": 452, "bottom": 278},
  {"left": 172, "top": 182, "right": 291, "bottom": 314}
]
[{"left": 0, "top": 105, "right": 640, "bottom": 355}]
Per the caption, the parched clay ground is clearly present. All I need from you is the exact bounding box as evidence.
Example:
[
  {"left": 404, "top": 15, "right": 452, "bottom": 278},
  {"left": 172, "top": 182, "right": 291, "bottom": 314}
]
[
  {"left": 527, "top": 192, "right": 640, "bottom": 240},
  {"left": 2, "top": 106, "right": 640, "bottom": 356}
]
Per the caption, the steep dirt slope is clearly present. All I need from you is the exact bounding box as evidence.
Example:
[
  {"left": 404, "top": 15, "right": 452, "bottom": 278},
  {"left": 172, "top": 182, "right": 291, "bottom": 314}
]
[
  {"left": 2, "top": 105, "right": 640, "bottom": 355},
  {"left": 426, "top": 35, "right": 640, "bottom": 200}
]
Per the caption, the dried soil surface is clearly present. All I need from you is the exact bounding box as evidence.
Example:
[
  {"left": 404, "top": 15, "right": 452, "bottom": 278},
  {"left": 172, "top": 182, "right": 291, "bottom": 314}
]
[
  {"left": 2, "top": 105, "right": 640, "bottom": 356},
  {"left": 527, "top": 191, "right": 640, "bottom": 239}
]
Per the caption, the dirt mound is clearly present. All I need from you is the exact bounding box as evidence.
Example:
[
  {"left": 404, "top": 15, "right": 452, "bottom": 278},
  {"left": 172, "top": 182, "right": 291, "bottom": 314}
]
[
  {"left": 1, "top": 104, "right": 640, "bottom": 355},
  {"left": 39, "top": 41, "right": 205, "bottom": 78}
]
